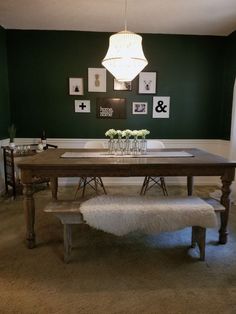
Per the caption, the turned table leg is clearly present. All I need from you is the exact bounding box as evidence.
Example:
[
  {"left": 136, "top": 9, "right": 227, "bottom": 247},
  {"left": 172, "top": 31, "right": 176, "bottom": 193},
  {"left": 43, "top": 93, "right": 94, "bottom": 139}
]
[
  {"left": 219, "top": 169, "right": 235, "bottom": 244},
  {"left": 187, "top": 176, "right": 194, "bottom": 196},
  {"left": 50, "top": 177, "right": 58, "bottom": 200},
  {"left": 23, "top": 183, "right": 36, "bottom": 249}
]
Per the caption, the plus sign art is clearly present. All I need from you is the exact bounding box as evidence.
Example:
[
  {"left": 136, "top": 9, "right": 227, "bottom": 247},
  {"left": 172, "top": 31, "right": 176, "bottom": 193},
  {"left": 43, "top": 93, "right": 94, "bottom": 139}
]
[
  {"left": 75, "top": 100, "right": 91, "bottom": 113},
  {"left": 152, "top": 96, "right": 170, "bottom": 118}
]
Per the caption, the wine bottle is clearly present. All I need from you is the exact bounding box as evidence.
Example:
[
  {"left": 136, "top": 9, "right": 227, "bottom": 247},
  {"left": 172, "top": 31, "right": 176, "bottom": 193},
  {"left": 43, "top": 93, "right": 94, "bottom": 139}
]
[{"left": 41, "top": 130, "right": 47, "bottom": 149}]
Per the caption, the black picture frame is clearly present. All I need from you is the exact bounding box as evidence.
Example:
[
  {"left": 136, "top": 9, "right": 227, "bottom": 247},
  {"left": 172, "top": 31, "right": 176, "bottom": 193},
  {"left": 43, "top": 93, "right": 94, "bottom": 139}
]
[{"left": 96, "top": 98, "right": 126, "bottom": 119}]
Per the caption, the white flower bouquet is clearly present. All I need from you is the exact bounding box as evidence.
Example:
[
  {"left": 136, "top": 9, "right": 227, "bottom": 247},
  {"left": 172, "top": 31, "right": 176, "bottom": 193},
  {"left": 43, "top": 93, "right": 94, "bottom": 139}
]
[{"left": 105, "top": 128, "right": 117, "bottom": 139}]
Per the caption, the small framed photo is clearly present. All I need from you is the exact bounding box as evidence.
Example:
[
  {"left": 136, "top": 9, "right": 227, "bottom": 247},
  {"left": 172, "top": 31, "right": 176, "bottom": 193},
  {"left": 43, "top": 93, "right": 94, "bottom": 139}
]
[
  {"left": 69, "top": 78, "right": 83, "bottom": 95},
  {"left": 114, "top": 79, "right": 132, "bottom": 91},
  {"left": 88, "top": 68, "right": 106, "bottom": 92},
  {"left": 132, "top": 102, "right": 148, "bottom": 115},
  {"left": 138, "top": 72, "right": 157, "bottom": 94},
  {"left": 75, "top": 100, "right": 91, "bottom": 113},
  {"left": 152, "top": 96, "right": 170, "bottom": 118}
]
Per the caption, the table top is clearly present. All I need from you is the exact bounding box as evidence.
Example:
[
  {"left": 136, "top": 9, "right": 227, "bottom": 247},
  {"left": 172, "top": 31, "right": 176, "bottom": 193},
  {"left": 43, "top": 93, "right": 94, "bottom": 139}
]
[{"left": 16, "top": 148, "right": 236, "bottom": 169}]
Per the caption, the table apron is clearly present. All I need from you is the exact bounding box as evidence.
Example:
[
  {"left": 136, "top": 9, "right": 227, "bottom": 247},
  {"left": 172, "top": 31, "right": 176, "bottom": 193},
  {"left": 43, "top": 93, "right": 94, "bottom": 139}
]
[{"left": 20, "top": 166, "right": 235, "bottom": 182}]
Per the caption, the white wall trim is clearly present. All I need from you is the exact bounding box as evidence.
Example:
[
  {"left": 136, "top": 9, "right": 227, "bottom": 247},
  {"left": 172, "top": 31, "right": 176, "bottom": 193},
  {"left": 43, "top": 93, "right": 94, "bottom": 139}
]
[
  {"left": 0, "top": 138, "right": 231, "bottom": 191},
  {"left": 0, "top": 138, "right": 10, "bottom": 193}
]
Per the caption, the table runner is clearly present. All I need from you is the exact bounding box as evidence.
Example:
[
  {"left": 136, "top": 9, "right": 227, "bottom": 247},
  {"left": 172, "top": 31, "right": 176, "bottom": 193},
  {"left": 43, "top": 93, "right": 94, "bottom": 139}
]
[{"left": 60, "top": 151, "right": 194, "bottom": 158}]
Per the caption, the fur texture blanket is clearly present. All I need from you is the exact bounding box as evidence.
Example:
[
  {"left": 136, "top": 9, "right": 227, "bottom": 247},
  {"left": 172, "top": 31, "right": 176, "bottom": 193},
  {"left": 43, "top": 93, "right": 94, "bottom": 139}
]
[{"left": 80, "top": 195, "right": 217, "bottom": 236}]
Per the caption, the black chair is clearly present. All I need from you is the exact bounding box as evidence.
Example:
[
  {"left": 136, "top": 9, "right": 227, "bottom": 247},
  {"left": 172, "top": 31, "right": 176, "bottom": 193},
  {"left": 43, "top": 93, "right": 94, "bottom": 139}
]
[
  {"left": 140, "top": 140, "right": 168, "bottom": 196},
  {"left": 74, "top": 141, "right": 107, "bottom": 198}
]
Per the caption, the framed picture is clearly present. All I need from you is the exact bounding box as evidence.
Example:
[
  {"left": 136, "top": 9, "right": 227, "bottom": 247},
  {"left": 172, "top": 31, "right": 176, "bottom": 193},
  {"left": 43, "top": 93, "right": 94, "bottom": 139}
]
[
  {"left": 113, "top": 79, "right": 132, "bottom": 91},
  {"left": 69, "top": 78, "right": 83, "bottom": 95},
  {"left": 138, "top": 72, "right": 157, "bottom": 94},
  {"left": 152, "top": 96, "right": 170, "bottom": 118},
  {"left": 75, "top": 100, "right": 91, "bottom": 113},
  {"left": 132, "top": 102, "right": 148, "bottom": 115},
  {"left": 88, "top": 68, "right": 106, "bottom": 92},
  {"left": 96, "top": 98, "right": 126, "bottom": 119}
]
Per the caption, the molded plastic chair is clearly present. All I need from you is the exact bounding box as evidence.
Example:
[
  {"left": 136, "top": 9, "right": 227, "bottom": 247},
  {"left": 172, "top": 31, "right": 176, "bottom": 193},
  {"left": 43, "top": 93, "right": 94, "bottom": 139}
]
[
  {"left": 140, "top": 140, "right": 168, "bottom": 196},
  {"left": 75, "top": 141, "right": 107, "bottom": 198}
]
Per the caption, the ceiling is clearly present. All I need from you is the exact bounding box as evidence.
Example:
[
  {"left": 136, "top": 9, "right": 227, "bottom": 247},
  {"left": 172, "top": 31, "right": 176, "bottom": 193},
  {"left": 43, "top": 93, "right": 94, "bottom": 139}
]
[{"left": 0, "top": 0, "right": 236, "bottom": 36}]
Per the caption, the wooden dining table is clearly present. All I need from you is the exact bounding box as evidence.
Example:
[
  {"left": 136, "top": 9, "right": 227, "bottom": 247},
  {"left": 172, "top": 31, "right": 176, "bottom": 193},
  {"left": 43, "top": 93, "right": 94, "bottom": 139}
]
[{"left": 17, "top": 147, "right": 236, "bottom": 249}]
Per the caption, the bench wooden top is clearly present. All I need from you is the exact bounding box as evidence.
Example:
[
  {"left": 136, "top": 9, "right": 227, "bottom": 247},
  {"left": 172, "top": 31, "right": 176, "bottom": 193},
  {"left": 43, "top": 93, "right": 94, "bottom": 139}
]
[{"left": 44, "top": 197, "right": 225, "bottom": 214}]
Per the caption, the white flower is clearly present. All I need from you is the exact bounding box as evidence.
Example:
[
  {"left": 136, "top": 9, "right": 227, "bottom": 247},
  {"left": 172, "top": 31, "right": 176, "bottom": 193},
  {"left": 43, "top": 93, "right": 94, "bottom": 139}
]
[
  {"left": 140, "top": 129, "right": 150, "bottom": 138},
  {"left": 122, "top": 129, "right": 132, "bottom": 138},
  {"left": 131, "top": 130, "right": 139, "bottom": 138},
  {"left": 116, "top": 130, "right": 122, "bottom": 138},
  {"left": 105, "top": 129, "right": 117, "bottom": 138}
]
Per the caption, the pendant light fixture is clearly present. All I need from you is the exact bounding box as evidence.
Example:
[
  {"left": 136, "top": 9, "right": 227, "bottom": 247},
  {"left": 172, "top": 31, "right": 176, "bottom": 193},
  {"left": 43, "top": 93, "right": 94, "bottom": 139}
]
[{"left": 102, "top": 0, "right": 148, "bottom": 82}]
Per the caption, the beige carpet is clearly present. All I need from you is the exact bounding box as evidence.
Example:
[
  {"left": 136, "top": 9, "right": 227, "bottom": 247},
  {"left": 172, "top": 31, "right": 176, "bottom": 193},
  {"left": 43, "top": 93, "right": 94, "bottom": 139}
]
[{"left": 0, "top": 185, "right": 236, "bottom": 314}]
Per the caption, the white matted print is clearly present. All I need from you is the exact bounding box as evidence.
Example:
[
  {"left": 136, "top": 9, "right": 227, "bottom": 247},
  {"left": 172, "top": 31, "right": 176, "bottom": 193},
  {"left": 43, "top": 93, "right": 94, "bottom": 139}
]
[
  {"left": 88, "top": 68, "right": 106, "bottom": 92},
  {"left": 114, "top": 79, "right": 132, "bottom": 91},
  {"left": 139, "top": 72, "right": 156, "bottom": 94},
  {"left": 132, "top": 102, "right": 148, "bottom": 114},
  {"left": 75, "top": 100, "right": 91, "bottom": 113},
  {"left": 69, "top": 78, "right": 83, "bottom": 95},
  {"left": 152, "top": 97, "right": 170, "bottom": 118}
]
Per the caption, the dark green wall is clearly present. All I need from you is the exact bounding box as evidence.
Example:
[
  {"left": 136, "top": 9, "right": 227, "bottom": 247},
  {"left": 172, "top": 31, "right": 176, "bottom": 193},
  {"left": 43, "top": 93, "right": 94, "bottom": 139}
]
[
  {"left": 221, "top": 31, "right": 236, "bottom": 140},
  {"left": 0, "top": 26, "right": 10, "bottom": 139},
  {"left": 7, "top": 30, "right": 227, "bottom": 139}
]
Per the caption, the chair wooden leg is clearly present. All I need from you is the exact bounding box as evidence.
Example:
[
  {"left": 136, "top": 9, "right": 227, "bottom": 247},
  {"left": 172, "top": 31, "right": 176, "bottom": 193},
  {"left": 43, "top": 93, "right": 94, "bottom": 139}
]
[
  {"left": 140, "top": 176, "right": 148, "bottom": 195},
  {"left": 75, "top": 177, "right": 84, "bottom": 199},
  {"left": 82, "top": 177, "right": 87, "bottom": 198},
  {"left": 143, "top": 176, "right": 151, "bottom": 195},
  {"left": 98, "top": 177, "right": 107, "bottom": 194},
  {"left": 160, "top": 177, "right": 168, "bottom": 196}
]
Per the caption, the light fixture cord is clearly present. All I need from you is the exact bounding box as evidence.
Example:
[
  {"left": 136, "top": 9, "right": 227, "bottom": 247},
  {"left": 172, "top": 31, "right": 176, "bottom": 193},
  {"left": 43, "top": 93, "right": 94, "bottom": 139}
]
[{"left": 124, "top": 0, "right": 127, "bottom": 31}]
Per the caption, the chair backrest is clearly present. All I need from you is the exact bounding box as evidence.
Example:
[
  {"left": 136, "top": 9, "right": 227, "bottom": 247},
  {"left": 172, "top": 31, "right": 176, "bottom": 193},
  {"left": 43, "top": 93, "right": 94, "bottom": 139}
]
[
  {"left": 84, "top": 141, "right": 105, "bottom": 149},
  {"left": 147, "top": 140, "right": 165, "bottom": 149}
]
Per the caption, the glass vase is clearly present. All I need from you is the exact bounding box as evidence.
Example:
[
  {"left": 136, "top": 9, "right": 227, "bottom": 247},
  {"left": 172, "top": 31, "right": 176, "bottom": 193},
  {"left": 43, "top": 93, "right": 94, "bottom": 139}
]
[
  {"left": 108, "top": 138, "right": 115, "bottom": 154},
  {"left": 140, "top": 138, "right": 147, "bottom": 154}
]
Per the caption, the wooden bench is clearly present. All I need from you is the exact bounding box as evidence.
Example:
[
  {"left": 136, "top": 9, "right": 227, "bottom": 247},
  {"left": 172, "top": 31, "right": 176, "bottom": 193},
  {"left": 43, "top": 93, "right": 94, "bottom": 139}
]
[
  {"left": 44, "top": 197, "right": 225, "bottom": 263},
  {"left": 44, "top": 201, "right": 84, "bottom": 263}
]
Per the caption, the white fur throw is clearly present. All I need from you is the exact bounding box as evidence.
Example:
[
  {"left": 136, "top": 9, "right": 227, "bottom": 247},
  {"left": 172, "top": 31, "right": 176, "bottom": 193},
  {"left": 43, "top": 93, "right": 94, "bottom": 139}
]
[{"left": 80, "top": 195, "right": 218, "bottom": 236}]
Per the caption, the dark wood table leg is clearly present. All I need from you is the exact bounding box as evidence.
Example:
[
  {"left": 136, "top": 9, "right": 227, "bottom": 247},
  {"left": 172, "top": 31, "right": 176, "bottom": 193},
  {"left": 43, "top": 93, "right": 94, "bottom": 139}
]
[
  {"left": 187, "top": 176, "right": 194, "bottom": 196},
  {"left": 50, "top": 177, "right": 58, "bottom": 200},
  {"left": 219, "top": 170, "right": 234, "bottom": 244},
  {"left": 23, "top": 183, "right": 36, "bottom": 249}
]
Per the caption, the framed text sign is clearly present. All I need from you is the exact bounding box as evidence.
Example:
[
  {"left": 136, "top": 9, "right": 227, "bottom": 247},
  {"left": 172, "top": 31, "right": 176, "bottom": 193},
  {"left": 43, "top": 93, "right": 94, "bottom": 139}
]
[{"left": 96, "top": 98, "right": 126, "bottom": 119}]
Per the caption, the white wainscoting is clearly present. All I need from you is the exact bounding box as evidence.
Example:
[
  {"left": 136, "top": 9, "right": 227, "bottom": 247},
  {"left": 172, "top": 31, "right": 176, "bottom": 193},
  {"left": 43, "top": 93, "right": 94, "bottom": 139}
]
[
  {"left": 0, "top": 138, "right": 10, "bottom": 193},
  {"left": 0, "top": 138, "right": 231, "bottom": 193}
]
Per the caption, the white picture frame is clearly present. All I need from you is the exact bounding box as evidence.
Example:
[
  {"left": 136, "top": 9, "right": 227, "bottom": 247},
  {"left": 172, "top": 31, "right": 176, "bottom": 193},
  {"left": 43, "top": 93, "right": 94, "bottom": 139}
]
[
  {"left": 114, "top": 79, "right": 132, "bottom": 91},
  {"left": 152, "top": 96, "right": 170, "bottom": 118},
  {"left": 132, "top": 102, "right": 148, "bottom": 115},
  {"left": 88, "top": 68, "right": 106, "bottom": 92},
  {"left": 75, "top": 100, "right": 91, "bottom": 113},
  {"left": 69, "top": 78, "right": 83, "bottom": 95},
  {"left": 138, "top": 72, "right": 157, "bottom": 94}
]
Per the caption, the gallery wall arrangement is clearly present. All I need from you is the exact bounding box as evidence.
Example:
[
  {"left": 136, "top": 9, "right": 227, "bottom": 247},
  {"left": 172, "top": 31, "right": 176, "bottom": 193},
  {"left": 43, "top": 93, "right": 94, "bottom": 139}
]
[{"left": 0, "top": 28, "right": 235, "bottom": 139}]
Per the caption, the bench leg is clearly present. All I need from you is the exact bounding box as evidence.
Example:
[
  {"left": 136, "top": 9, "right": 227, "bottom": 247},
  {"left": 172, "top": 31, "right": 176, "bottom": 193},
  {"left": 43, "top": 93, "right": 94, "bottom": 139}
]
[
  {"left": 63, "top": 224, "right": 72, "bottom": 263},
  {"left": 191, "top": 226, "right": 206, "bottom": 261}
]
